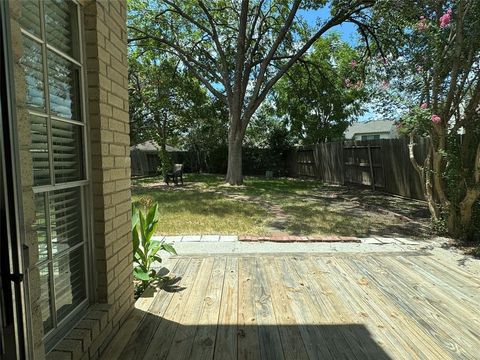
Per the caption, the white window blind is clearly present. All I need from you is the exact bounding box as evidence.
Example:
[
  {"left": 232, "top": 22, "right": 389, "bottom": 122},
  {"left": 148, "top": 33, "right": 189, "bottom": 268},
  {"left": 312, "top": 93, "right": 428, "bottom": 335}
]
[{"left": 19, "top": 0, "right": 89, "bottom": 348}]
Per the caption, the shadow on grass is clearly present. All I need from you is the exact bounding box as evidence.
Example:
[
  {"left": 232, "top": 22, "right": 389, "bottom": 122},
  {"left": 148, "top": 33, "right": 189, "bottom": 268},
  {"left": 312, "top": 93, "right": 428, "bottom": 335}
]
[
  {"left": 133, "top": 173, "right": 432, "bottom": 238},
  {"left": 133, "top": 189, "right": 268, "bottom": 219}
]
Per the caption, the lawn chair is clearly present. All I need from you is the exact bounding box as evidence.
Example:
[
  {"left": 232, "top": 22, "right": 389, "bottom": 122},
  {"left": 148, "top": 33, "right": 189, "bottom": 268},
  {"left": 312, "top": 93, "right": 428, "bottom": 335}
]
[{"left": 165, "top": 164, "right": 184, "bottom": 185}]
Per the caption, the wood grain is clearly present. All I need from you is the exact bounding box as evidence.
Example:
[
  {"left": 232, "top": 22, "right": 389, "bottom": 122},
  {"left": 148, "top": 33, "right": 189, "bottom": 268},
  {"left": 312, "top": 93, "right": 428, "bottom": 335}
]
[{"left": 109, "top": 253, "right": 480, "bottom": 360}]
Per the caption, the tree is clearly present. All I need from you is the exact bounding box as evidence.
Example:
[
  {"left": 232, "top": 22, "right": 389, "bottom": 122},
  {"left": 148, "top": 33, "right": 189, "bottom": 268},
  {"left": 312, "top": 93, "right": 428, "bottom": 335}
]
[
  {"left": 370, "top": 0, "right": 480, "bottom": 239},
  {"left": 129, "top": 52, "right": 209, "bottom": 149},
  {"left": 129, "top": 45, "right": 218, "bottom": 176},
  {"left": 128, "top": 0, "right": 377, "bottom": 184},
  {"left": 273, "top": 34, "right": 367, "bottom": 144}
]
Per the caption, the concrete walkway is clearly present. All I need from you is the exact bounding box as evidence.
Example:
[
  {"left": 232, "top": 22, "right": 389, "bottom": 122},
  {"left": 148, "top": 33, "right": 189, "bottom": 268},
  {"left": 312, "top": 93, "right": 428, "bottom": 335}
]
[{"left": 152, "top": 235, "right": 440, "bottom": 260}]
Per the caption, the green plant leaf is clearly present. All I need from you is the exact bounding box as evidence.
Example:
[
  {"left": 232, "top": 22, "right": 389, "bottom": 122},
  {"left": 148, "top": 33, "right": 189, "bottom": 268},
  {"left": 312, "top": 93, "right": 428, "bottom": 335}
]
[
  {"left": 145, "top": 204, "right": 159, "bottom": 241},
  {"left": 132, "top": 225, "right": 140, "bottom": 254},
  {"left": 153, "top": 255, "right": 163, "bottom": 263},
  {"left": 162, "top": 243, "right": 177, "bottom": 255},
  {"left": 131, "top": 203, "right": 140, "bottom": 231},
  {"left": 138, "top": 210, "right": 147, "bottom": 248},
  {"left": 149, "top": 240, "right": 163, "bottom": 257},
  {"left": 133, "top": 267, "right": 150, "bottom": 281},
  {"left": 146, "top": 203, "right": 158, "bottom": 228}
]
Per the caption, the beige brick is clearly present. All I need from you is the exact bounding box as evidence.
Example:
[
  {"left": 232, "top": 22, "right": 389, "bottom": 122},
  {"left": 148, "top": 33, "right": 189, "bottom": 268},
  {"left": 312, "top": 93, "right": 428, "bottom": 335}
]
[
  {"left": 106, "top": 66, "right": 125, "bottom": 88},
  {"left": 109, "top": 144, "right": 125, "bottom": 156},
  {"left": 105, "top": 41, "right": 123, "bottom": 62},
  {"left": 113, "top": 132, "right": 129, "bottom": 145},
  {"left": 112, "top": 107, "right": 128, "bottom": 123},
  {"left": 108, "top": 118, "right": 124, "bottom": 133},
  {"left": 107, "top": 92, "right": 124, "bottom": 109},
  {"left": 85, "top": 311, "right": 109, "bottom": 331},
  {"left": 99, "top": 103, "right": 112, "bottom": 117},
  {"left": 89, "top": 322, "right": 112, "bottom": 358},
  {"left": 55, "top": 340, "right": 82, "bottom": 360},
  {"left": 102, "top": 181, "right": 115, "bottom": 194},
  {"left": 66, "top": 329, "right": 92, "bottom": 352},
  {"left": 46, "top": 351, "right": 72, "bottom": 360},
  {"left": 115, "top": 179, "right": 130, "bottom": 191},
  {"left": 82, "top": 1, "right": 133, "bottom": 356}
]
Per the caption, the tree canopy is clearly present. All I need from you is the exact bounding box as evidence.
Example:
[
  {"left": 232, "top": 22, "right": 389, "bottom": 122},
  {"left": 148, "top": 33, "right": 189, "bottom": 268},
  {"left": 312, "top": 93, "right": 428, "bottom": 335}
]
[
  {"left": 128, "top": 0, "right": 378, "bottom": 184},
  {"left": 273, "top": 34, "right": 367, "bottom": 144}
]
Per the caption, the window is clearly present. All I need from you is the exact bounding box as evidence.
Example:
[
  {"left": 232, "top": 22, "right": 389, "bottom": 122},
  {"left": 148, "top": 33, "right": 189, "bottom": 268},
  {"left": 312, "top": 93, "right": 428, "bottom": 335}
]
[
  {"left": 19, "top": 0, "right": 89, "bottom": 348},
  {"left": 361, "top": 134, "right": 381, "bottom": 141}
]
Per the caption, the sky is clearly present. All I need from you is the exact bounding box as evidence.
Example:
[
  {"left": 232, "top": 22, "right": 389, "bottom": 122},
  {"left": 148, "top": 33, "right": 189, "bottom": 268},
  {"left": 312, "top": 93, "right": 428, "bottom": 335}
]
[{"left": 297, "top": 7, "right": 361, "bottom": 46}]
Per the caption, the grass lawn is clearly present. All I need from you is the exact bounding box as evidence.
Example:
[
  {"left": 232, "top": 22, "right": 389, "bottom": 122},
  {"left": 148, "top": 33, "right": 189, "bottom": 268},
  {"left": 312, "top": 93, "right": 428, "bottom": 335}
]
[{"left": 132, "top": 173, "right": 432, "bottom": 238}]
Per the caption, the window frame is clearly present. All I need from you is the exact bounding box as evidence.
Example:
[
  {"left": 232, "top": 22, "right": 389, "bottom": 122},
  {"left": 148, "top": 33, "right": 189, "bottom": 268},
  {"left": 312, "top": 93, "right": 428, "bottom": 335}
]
[{"left": 18, "top": 0, "right": 92, "bottom": 351}]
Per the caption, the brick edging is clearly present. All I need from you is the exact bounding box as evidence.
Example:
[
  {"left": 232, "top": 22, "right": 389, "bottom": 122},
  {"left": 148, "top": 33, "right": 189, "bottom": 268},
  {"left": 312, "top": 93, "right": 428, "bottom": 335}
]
[{"left": 239, "top": 235, "right": 361, "bottom": 242}]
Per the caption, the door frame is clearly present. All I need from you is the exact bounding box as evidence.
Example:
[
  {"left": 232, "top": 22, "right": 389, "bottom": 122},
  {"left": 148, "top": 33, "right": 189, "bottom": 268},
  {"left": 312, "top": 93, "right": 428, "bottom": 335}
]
[{"left": 0, "top": 1, "right": 30, "bottom": 358}]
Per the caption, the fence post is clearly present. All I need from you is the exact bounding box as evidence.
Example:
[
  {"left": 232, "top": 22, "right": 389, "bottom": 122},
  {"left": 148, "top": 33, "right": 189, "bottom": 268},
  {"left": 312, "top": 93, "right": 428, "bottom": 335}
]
[{"left": 367, "top": 144, "right": 376, "bottom": 191}]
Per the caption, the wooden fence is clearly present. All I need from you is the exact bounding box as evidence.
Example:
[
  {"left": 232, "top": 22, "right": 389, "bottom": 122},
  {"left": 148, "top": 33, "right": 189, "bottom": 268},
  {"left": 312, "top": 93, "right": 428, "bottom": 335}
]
[{"left": 288, "top": 138, "right": 429, "bottom": 200}]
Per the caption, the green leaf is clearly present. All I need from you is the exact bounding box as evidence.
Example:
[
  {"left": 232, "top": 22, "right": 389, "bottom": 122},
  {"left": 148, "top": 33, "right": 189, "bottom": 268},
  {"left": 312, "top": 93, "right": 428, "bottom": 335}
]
[
  {"left": 131, "top": 204, "right": 140, "bottom": 231},
  {"left": 138, "top": 210, "right": 147, "bottom": 247},
  {"left": 161, "top": 243, "right": 177, "bottom": 255},
  {"left": 133, "top": 267, "right": 150, "bottom": 281},
  {"left": 132, "top": 225, "right": 140, "bottom": 253}
]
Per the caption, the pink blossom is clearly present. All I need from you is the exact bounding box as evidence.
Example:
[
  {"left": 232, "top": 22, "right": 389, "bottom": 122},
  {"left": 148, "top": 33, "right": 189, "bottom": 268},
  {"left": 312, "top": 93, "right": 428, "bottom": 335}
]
[
  {"left": 344, "top": 79, "right": 351, "bottom": 88},
  {"left": 350, "top": 60, "right": 358, "bottom": 68},
  {"left": 431, "top": 114, "right": 441, "bottom": 124},
  {"left": 380, "top": 80, "right": 390, "bottom": 90},
  {"left": 416, "top": 64, "right": 423, "bottom": 72},
  {"left": 354, "top": 81, "right": 364, "bottom": 90},
  {"left": 416, "top": 16, "right": 427, "bottom": 31},
  {"left": 439, "top": 9, "right": 452, "bottom": 28},
  {"left": 420, "top": 103, "right": 428, "bottom": 109}
]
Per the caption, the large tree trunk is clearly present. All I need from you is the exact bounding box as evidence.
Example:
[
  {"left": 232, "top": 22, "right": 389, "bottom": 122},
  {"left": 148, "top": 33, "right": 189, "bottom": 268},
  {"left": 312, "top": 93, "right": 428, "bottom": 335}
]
[
  {"left": 226, "top": 136, "right": 243, "bottom": 185},
  {"left": 225, "top": 100, "right": 247, "bottom": 185}
]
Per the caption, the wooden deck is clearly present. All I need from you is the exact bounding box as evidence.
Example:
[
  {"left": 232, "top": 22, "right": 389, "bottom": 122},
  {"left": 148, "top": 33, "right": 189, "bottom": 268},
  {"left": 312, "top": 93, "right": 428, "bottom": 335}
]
[{"left": 106, "top": 252, "right": 480, "bottom": 360}]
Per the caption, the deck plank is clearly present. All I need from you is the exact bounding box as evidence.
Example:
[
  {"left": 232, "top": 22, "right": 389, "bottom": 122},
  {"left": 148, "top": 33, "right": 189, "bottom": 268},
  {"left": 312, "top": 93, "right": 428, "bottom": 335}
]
[
  {"left": 381, "top": 256, "right": 480, "bottom": 346},
  {"left": 119, "top": 258, "right": 188, "bottom": 360},
  {"left": 397, "top": 255, "right": 480, "bottom": 305},
  {"left": 274, "top": 257, "right": 347, "bottom": 359},
  {"left": 189, "top": 257, "right": 227, "bottom": 360},
  {"left": 237, "top": 257, "right": 261, "bottom": 360},
  {"left": 141, "top": 258, "right": 203, "bottom": 360},
  {"left": 252, "top": 258, "right": 285, "bottom": 360},
  {"left": 213, "top": 257, "right": 239, "bottom": 360},
  {"left": 292, "top": 256, "right": 389, "bottom": 360},
  {"left": 165, "top": 257, "right": 216, "bottom": 360},
  {"left": 108, "top": 253, "right": 480, "bottom": 360},
  {"left": 260, "top": 257, "right": 309, "bottom": 360},
  {"left": 326, "top": 256, "right": 449, "bottom": 359},
  {"left": 357, "top": 255, "right": 475, "bottom": 359}
]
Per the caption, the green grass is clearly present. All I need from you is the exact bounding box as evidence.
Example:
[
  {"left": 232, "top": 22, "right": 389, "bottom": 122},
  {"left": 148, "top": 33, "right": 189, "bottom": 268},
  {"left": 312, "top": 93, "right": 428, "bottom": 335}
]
[
  {"left": 132, "top": 175, "right": 272, "bottom": 235},
  {"left": 132, "top": 173, "right": 431, "bottom": 238}
]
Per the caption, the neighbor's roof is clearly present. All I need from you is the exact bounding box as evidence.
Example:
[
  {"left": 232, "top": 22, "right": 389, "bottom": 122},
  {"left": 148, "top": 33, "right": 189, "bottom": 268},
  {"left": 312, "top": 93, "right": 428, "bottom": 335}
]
[
  {"left": 344, "top": 120, "right": 394, "bottom": 139},
  {"left": 130, "top": 140, "right": 183, "bottom": 153}
]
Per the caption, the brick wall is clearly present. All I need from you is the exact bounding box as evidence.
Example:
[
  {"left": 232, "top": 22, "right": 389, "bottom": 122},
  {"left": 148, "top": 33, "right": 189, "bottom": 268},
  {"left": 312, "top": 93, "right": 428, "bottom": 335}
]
[{"left": 8, "top": 0, "right": 133, "bottom": 358}]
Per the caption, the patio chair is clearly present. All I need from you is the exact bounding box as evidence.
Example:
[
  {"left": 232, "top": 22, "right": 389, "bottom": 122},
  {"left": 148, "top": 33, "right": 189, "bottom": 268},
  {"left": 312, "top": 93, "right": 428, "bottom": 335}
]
[{"left": 165, "top": 163, "right": 184, "bottom": 185}]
